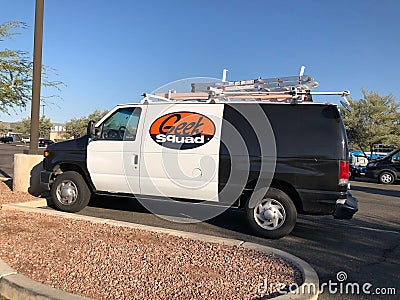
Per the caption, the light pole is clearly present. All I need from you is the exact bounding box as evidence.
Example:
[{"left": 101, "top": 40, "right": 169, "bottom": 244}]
[{"left": 29, "top": 0, "right": 44, "bottom": 154}]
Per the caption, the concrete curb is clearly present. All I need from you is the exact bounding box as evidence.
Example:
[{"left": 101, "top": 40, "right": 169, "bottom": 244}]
[
  {"left": 0, "top": 272, "right": 92, "bottom": 300},
  {"left": 1, "top": 200, "right": 319, "bottom": 300}
]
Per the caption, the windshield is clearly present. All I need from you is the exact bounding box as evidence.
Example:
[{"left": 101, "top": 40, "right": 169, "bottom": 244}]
[{"left": 385, "top": 148, "right": 399, "bottom": 158}]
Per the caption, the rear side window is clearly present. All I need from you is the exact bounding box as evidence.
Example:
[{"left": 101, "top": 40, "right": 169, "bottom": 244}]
[
  {"left": 100, "top": 107, "right": 142, "bottom": 141},
  {"left": 263, "top": 104, "right": 347, "bottom": 159}
]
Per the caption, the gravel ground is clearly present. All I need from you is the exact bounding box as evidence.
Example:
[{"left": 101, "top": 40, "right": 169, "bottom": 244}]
[
  {"left": 0, "top": 180, "right": 38, "bottom": 205},
  {"left": 0, "top": 182, "right": 302, "bottom": 299}
]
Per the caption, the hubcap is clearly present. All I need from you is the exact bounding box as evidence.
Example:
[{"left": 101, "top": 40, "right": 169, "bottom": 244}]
[
  {"left": 381, "top": 173, "right": 393, "bottom": 183},
  {"left": 56, "top": 180, "right": 78, "bottom": 205},
  {"left": 253, "top": 198, "right": 286, "bottom": 230}
]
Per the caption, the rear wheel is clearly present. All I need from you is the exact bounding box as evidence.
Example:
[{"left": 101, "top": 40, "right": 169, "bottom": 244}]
[
  {"left": 50, "top": 171, "right": 91, "bottom": 212},
  {"left": 378, "top": 171, "right": 395, "bottom": 184},
  {"left": 246, "top": 187, "right": 297, "bottom": 239}
]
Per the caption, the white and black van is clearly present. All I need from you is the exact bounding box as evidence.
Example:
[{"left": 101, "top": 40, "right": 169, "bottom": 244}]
[{"left": 40, "top": 75, "right": 358, "bottom": 238}]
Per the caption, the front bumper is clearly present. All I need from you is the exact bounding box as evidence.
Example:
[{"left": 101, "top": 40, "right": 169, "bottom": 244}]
[
  {"left": 40, "top": 171, "right": 53, "bottom": 191},
  {"left": 333, "top": 193, "right": 358, "bottom": 219}
]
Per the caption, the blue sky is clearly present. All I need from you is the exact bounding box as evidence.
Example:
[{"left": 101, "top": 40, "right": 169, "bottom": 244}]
[{"left": 1, "top": 0, "right": 399, "bottom": 123}]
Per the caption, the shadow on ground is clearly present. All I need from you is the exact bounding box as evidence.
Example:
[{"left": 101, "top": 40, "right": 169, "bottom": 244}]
[
  {"left": 0, "top": 169, "right": 11, "bottom": 179},
  {"left": 351, "top": 184, "right": 400, "bottom": 197}
]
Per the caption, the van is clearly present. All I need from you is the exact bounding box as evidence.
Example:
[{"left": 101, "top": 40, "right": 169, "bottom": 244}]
[
  {"left": 366, "top": 149, "right": 400, "bottom": 184},
  {"left": 40, "top": 75, "right": 358, "bottom": 238}
]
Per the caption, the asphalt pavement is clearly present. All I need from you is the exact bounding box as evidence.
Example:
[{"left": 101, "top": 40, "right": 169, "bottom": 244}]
[
  {"left": 0, "top": 142, "right": 30, "bottom": 179},
  {"left": 1, "top": 142, "right": 399, "bottom": 299}
]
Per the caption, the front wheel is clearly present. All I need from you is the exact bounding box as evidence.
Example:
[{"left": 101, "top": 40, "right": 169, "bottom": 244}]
[
  {"left": 50, "top": 171, "right": 91, "bottom": 212},
  {"left": 246, "top": 187, "right": 297, "bottom": 239},
  {"left": 378, "top": 171, "right": 395, "bottom": 184}
]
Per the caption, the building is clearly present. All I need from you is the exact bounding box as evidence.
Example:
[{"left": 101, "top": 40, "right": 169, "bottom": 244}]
[
  {"left": 50, "top": 123, "right": 66, "bottom": 141},
  {"left": 0, "top": 121, "right": 19, "bottom": 141}
]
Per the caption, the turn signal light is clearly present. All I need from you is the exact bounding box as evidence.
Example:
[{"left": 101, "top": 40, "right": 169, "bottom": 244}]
[{"left": 44, "top": 151, "right": 50, "bottom": 157}]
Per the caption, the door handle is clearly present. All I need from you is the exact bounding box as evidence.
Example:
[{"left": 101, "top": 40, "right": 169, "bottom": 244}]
[{"left": 133, "top": 154, "right": 139, "bottom": 165}]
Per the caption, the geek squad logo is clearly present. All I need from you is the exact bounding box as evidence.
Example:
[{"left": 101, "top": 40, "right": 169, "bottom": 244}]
[{"left": 149, "top": 111, "right": 216, "bottom": 150}]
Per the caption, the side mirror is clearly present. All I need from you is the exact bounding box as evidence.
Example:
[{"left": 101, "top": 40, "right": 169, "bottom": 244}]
[
  {"left": 87, "top": 120, "right": 96, "bottom": 140},
  {"left": 95, "top": 127, "right": 101, "bottom": 138}
]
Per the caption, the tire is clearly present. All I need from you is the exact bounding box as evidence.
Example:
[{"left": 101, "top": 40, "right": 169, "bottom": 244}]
[
  {"left": 378, "top": 171, "right": 395, "bottom": 184},
  {"left": 245, "top": 187, "right": 297, "bottom": 239},
  {"left": 50, "top": 171, "right": 91, "bottom": 212}
]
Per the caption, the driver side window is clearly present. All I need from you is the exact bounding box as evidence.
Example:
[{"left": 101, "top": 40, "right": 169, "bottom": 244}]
[{"left": 100, "top": 107, "right": 141, "bottom": 141}]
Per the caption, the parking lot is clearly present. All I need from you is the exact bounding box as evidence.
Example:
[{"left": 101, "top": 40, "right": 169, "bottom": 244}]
[
  {"left": 1, "top": 142, "right": 399, "bottom": 299},
  {"left": 0, "top": 142, "right": 28, "bottom": 179}
]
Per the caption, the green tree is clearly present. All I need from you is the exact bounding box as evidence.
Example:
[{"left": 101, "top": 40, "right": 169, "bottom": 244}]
[
  {"left": 0, "top": 121, "right": 7, "bottom": 135},
  {"left": 341, "top": 89, "right": 400, "bottom": 155},
  {"left": 65, "top": 110, "right": 109, "bottom": 138},
  {"left": 14, "top": 116, "right": 52, "bottom": 138},
  {"left": 0, "top": 21, "right": 63, "bottom": 114}
]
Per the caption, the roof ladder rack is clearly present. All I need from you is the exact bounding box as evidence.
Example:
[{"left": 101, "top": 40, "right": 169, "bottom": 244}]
[{"left": 141, "top": 66, "right": 351, "bottom": 110}]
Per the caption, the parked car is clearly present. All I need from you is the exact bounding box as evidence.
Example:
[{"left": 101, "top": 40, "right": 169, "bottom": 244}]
[
  {"left": 366, "top": 149, "right": 400, "bottom": 184},
  {"left": 349, "top": 164, "right": 363, "bottom": 179},
  {"left": 21, "top": 137, "right": 30, "bottom": 143},
  {"left": 348, "top": 152, "right": 368, "bottom": 178},
  {"left": 0, "top": 136, "right": 13, "bottom": 143},
  {"left": 39, "top": 138, "right": 54, "bottom": 148}
]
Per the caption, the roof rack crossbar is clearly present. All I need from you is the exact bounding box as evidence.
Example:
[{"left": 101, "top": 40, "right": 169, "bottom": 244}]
[{"left": 141, "top": 89, "right": 349, "bottom": 104}]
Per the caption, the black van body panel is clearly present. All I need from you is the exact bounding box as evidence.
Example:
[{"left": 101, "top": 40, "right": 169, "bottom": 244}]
[
  {"left": 219, "top": 103, "right": 349, "bottom": 214},
  {"left": 42, "top": 136, "right": 94, "bottom": 189}
]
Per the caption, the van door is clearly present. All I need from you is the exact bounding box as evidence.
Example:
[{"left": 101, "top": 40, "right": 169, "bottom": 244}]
[
  {"left": 140, "top": 104, "right": 224, "bottom": 201},
  {"left": 87, "top": 106, "right": 146, "bottom": 194}
]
